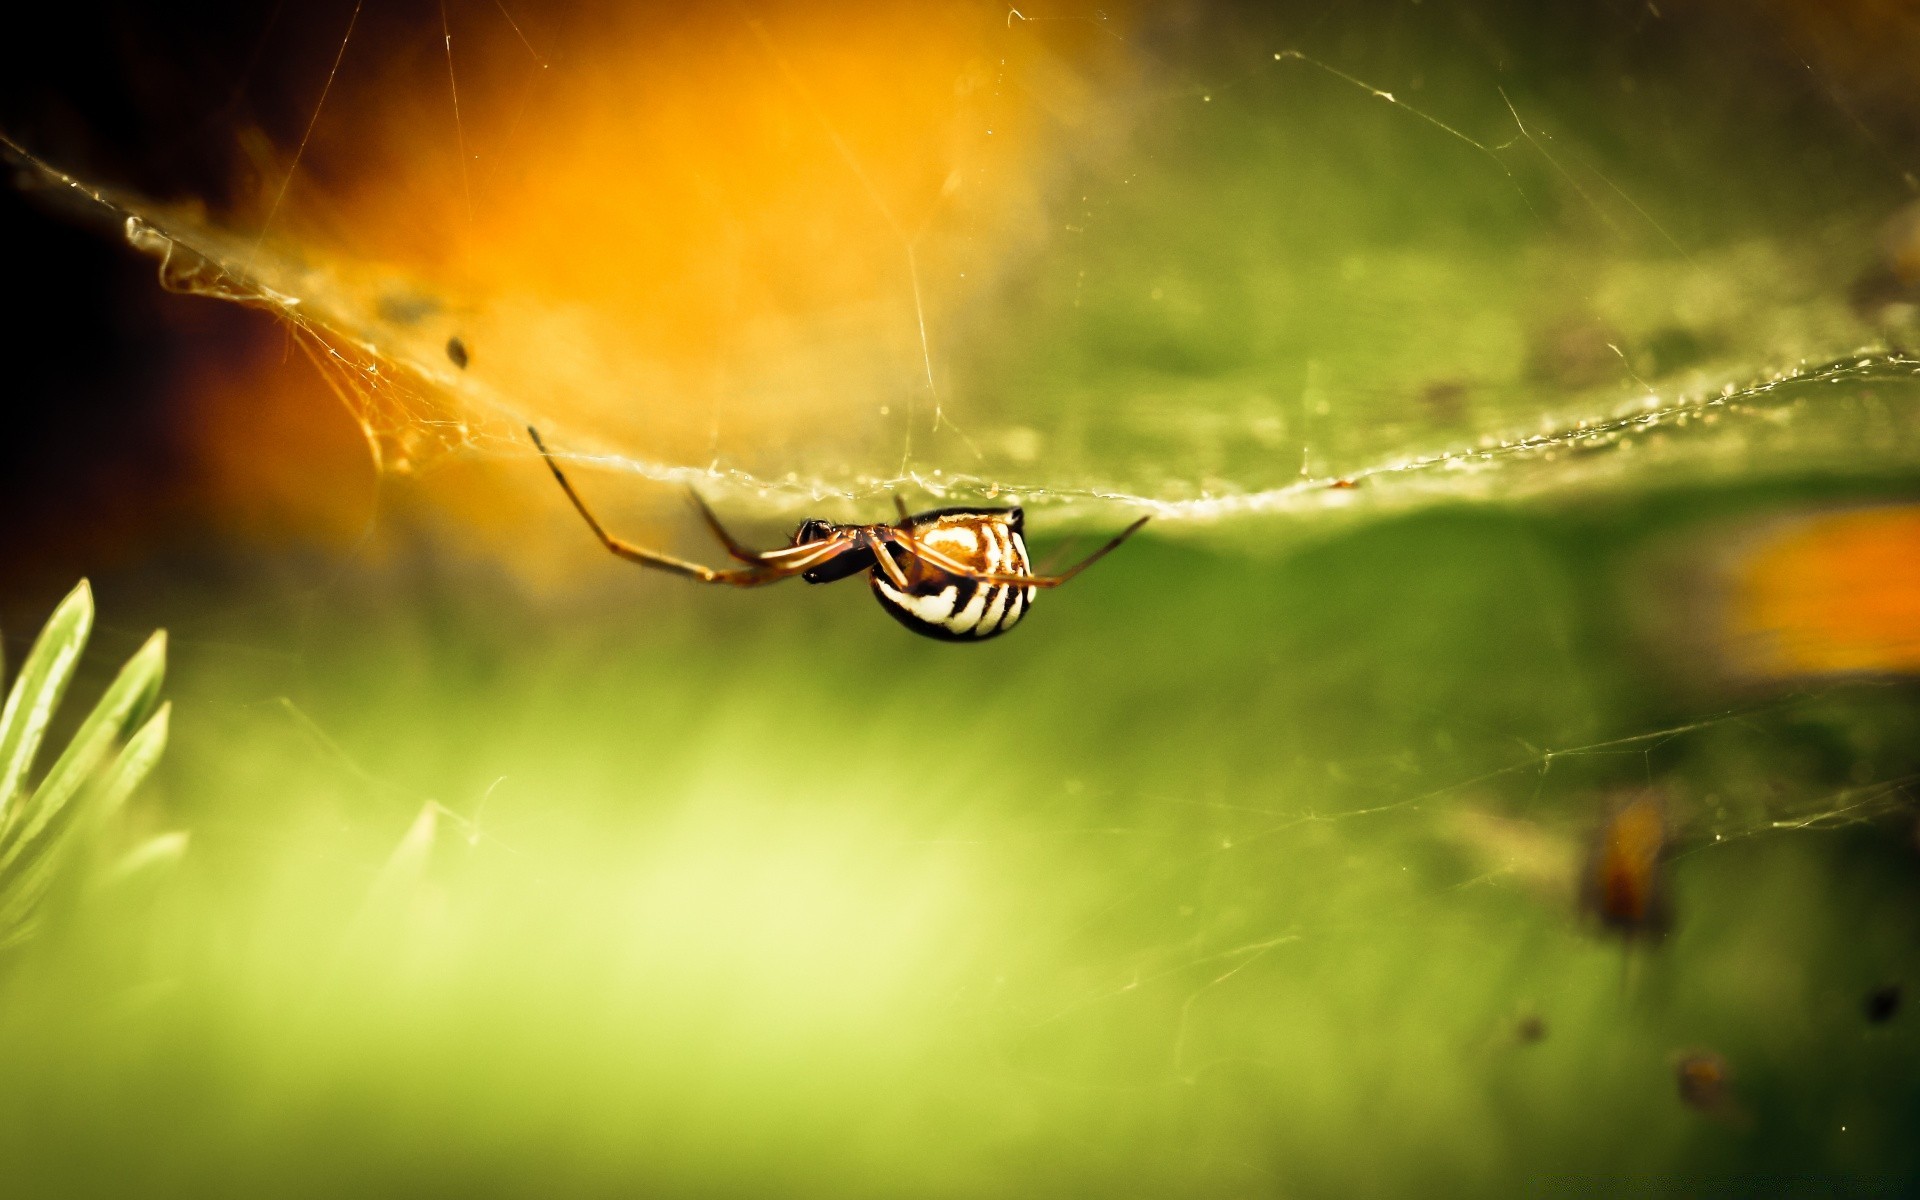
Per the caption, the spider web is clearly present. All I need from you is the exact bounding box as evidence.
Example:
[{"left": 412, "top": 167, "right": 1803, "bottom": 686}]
[{"left": 5, "top": 1, "right": 1918, "bottom": 531}]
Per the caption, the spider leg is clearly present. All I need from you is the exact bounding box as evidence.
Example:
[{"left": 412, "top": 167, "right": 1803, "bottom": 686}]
[
  {"left": 687, "top": 489, "right": 867, "bottom": 567},
  {"left": 528, "top": 426, "right": 858, "bottom": 587},
  {"left": 863, "top": 529, "right": 915, "bottom": 591},
  {"left": 893, "top": 495, "right": 911, "bottom": 522},
  {"left": 887, "top": 516, "right": 1150, "bottom": 588},
  {"left": 1028, "top": 516, "right": 1152, "bottom": 586},
  {"left": 687, "top": 489, "right": 768, "bottom": 563}
]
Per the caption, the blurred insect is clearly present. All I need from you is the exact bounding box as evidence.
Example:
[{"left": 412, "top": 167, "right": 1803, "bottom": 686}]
[
  {"left": 1581, "top": 792, "right": 1670, "bottom": 936},
  {"left": 1865, "top": 983, "right": 1902, "bottom": 1024},
  {"left": 1515, "top": 1014, "right": 1548, "bottom": 1045},
  {"left": 1674, "top": 1050, "right": 1730, "bottom": 1113},
  {"left": 446, "top": 337, "right": 470, "bottom": 369},
  {"left": 528, "top": 427, "right": 1149, "bottom": 641}
]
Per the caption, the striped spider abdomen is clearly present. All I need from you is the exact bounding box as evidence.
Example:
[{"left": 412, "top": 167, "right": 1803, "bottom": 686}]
[{"left": 866, "top": 508, "right": 1036, "bottom": 641}]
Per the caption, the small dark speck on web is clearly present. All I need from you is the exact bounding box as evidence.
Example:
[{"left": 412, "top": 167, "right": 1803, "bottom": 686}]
[
  {"left": 447, "top": 337, "right": 470, "bottom": 369},
  {"left": 1865, "top": 984, "right": 1902, "bottom": 1024}
]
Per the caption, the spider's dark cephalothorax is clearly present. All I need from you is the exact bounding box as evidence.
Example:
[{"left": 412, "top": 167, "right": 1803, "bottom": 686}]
[{"left": 527, "top": 427, "right": 1147, "bottom": 641}]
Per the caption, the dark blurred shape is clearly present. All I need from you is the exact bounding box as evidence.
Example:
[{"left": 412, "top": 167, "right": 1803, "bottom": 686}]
[
  {"left": 1849, "top": 202, "right": 1920, "bottom": 327},
  {"left": 1525, "top": 314, "right": 1629, "bottom": 391},
  {"left": 1865, "top": 983, "right": 1902, "bottom": 1024},
  {"left": 1581, "top": 792, "right": 1670, "bottom": 937},
  {"left": 1419, "top": 380, "right": 1469, "bottom": 426},
  {"left": 0, "top": 0, "right": 386, "bottom": 593},
  {"left": 1516, "top": 1014, "right": 1547, "bottom": 1045},
  {"left": 1675, "top": 1050, "right": 1730, "bottom": 1112},
  {"left": 1525, "top": 317, "right": 1713, "bottom": 388},
  {"left": 446, "top": 337, "right": 470, "bottom": 370},
  {"left": 1636, "top": 326, "right": 1712, "bottom": 377}
]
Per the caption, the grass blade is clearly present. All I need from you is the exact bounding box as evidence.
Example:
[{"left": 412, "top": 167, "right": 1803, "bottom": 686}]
[
  {"left": 87, "top": 702, "right": 171, "bottom": 825},
  {"left": 0, "top": 629, "right": 166, "bottom": 876},
  {"left": 0, "top": 580, "right": 93, "bottom": 822},
  {"left": 0, "top": 703, "right": 170, "bottom": 941},
  {"left": 101, "top": 829, "right": 191, "bottom": 888}
]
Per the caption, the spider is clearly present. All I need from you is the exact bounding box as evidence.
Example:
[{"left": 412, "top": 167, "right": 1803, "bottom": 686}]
[{"left": 528, "top": 426, "right": 1148, "bottom": 641}]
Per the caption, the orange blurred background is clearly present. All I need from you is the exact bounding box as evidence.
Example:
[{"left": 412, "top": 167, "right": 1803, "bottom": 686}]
[
  {"left": 1, "top": 0, "right": 1151, "bottom": 589},
  {"left": 194, "top": 0, "right": 1147, "bottom": 553},
  {"left": 1729, "top": 505, "right": 1920, "bottom": 680}
]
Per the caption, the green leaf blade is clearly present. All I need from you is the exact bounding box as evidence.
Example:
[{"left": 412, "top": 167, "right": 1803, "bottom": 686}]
[
  {"left": 0, "top": 692, "right": 171, "bottom": 944},
  {"left": 0, "top": 629, "right": 166, "bottom": 877},
  {"left": 0, "top": 580, "right": 94, "bottom": 821},
  {"left": 91, "top": 702, "right": 171, "bottom": 826}
]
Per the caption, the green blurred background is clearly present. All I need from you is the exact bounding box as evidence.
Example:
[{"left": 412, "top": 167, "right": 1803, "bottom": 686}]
[{"left": 2, "top": 1, "right": 1919, "bottom": 1195}]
